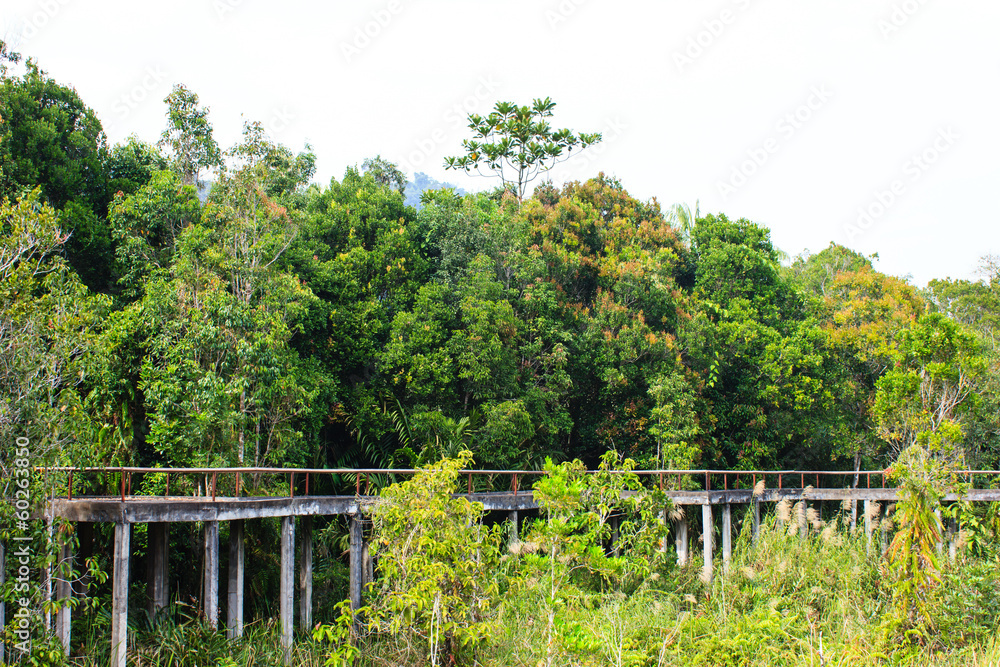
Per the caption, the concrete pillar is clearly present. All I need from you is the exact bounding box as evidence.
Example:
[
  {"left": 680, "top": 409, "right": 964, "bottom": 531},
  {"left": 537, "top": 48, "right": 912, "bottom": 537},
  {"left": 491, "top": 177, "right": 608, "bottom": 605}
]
[
  {"left": 203, "top": 521, "right": 219, "bottom": 630},
  {"left": 611, "top": 514, "right": 621, "bottom": 557},
  {"left": 299, "top": 517, "right": 313, "bottom": 631},
  {"left": 280, "top": 515, "right": 295, "bottom": 666},
  {"left": 798, "top": 501, "right": 807, "bottom": 540},
  {"left": 751, "top": 499, "right": 760, "bottom": 545},
  {"left": 509, "top": 510, "right": 519, "bottom": 545},
  {"left": 362, "top": 540, "right": 373, "bottom": 586},
  {"left": 702, "top": 504, "right": 713, "bottom": 584},
  {"left": 55, "top": 537, "right": 73, "bottom": 656},
  {"left": 864, "top": 500, "right": 872, "bottom": 555},
  {"left": 111, "top": 522, "right": 130, "bottom": 667},
  {"left": 227, "top": 520, "right": 244, "bottom": 639},
  {"left": 935, "top": 507, "right": 943, "bottom": 557},
  {"left": 148, "top": 522, "right": 169, "bottom": 617},
  {"left": 349, "top": 514, "right": 363, "bottom": 613},
  {"left": 880, "top": 506, "right": 889, "bottom": 555},
  {"left": 675, "top": 517, "right": 688, "bottom": 567},
  {"left": 722, "top": 504, "right": 732, "bottom": 575}
]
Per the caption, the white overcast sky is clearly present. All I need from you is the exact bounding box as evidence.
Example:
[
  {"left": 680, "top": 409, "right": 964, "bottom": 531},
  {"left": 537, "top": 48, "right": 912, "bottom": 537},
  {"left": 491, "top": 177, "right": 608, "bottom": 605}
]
[{"left": 3, "top": 0, "right": 999, "bottom": 286}]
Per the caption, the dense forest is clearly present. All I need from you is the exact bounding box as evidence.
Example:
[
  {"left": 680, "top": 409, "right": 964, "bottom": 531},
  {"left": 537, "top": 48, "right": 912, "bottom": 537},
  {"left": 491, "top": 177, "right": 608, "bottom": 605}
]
[
  {"left": 2, "top": 45, "right": 999, "bottom": 666},
  {"left": 3, "top": 49, "right": 998, "bottom": 477}
]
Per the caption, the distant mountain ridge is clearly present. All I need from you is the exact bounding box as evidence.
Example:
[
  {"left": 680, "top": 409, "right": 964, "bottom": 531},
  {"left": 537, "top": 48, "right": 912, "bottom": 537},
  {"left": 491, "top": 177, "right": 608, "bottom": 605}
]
[{"left": 404, "top": 172, "right": 466, "bottom": 209}]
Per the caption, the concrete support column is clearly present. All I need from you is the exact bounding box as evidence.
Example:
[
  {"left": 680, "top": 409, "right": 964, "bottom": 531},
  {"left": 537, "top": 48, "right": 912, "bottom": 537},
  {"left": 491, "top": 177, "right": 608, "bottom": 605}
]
[
  {"left": 864, "top": 500, "right": 872, "bottom": 555},
  {"left": 798, "top": 501, "right": 807, "bottom": 540},
  {"left": 702, "top": 504, "right": 713, "bottom": 585},
  {"left": 349, "top": 514, "right": 363, "bottom": 613},
  {"left": 880, "top": 505, "right": 889, "bottom": 555},
  {"left": 722, "top": 504, "right": 732, "bottom": 575},
  {"left": 509, "top": 510, "right": 519, "bottom": 545},
  {"left": 227, "top": 520, "right": 244, "bottom": 639},
  {"left": 751, "top": 499, "right": 760, "bottom": 545},
  {"left": 675, "top": 516, "right": 688, "bottom": 567},
  {"left": 935, "top": 507, "right": 943, "bottom": 557},
  {"left": 280, "top": 515, "right": 295, "bottom": 666},
  {"left": 203, "top": 521, "right": 219, "bottom": 630},
  {"left": 610, "top": 514, "right": 621, "bottom": 557},
  {"left": 299, "top": 517, "right": 313, "bottom": 632},
  {"left": 362, "top": 540, "right": 374, "bottom": 586},
  {"left": 948, "top": 517, "right": 957, "bottom": 562},
  {"left": 55, "top": 536, "right": 73, "bottom": 656},
  {"left": 111, "top": 523, "right": 130, "bottom": 667},
  {"left": 148, "top": 522, "right": 169, "bottom": 618}
]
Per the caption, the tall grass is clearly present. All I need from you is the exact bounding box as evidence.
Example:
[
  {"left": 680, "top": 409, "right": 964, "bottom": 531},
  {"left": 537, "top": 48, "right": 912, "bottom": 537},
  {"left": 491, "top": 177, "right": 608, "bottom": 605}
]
[{"left": 65, "top": 499, "right": 999, "bottom": 666}]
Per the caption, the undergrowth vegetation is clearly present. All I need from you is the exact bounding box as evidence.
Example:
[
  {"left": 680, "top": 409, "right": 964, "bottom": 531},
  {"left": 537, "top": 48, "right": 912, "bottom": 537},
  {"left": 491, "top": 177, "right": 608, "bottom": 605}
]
[{"left": 304, "top": 452, "right": 1000, "bottom": 667}]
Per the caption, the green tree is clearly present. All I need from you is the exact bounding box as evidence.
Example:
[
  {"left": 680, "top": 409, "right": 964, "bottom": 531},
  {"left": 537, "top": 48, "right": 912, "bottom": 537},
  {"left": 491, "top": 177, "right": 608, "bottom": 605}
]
[
  {"left": 362, "top": 451, "right": 500, "bottom": 666},
  {"left": 108, "top": 169, "right": 201, "bottom": 299},
  {"left": 361, "top": 155, "right": 407, "bottom": 196},
  {"left": 0, "top": 190, "right": 110, "bottom": 464},
  {"left": 444, "top": 98, "right": 601, "bottom": 199},
  {"left": 159, "top": 84, "right": 222, "bottom": 187},
  {"left": 873, "top": 313, "right": 985, "bottom": 460},
  {"left": 105, "top": 136, "right": 168, "bottom": 196},
  {"left": 0, "top": 60, "right": 113, "bottom": 288}
]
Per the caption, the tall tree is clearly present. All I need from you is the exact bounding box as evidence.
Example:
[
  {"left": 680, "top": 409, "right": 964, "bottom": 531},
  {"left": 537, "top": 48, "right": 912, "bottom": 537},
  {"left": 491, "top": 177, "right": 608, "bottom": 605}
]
[
  {"left": 444, "top": 98, "right": 602, "bottom": 199},
  {"left": 0, "top": 60, "right": 113, "bottom": 288},
  {"left": 159, "top": 84, "right": 222, "bottom": 188}
]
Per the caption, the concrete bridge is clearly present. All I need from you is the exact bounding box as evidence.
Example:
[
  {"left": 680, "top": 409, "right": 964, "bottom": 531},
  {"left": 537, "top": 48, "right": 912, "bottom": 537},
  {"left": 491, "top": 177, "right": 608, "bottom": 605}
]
[{"left": 17, "top": 466, "right": 1000, "bottom": 666}]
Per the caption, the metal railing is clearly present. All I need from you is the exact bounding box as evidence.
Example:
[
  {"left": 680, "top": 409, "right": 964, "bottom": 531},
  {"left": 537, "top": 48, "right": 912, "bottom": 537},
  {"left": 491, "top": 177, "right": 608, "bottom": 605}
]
[{"left": 36, "top": 466, "right": 1000, "bottom": 503}]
